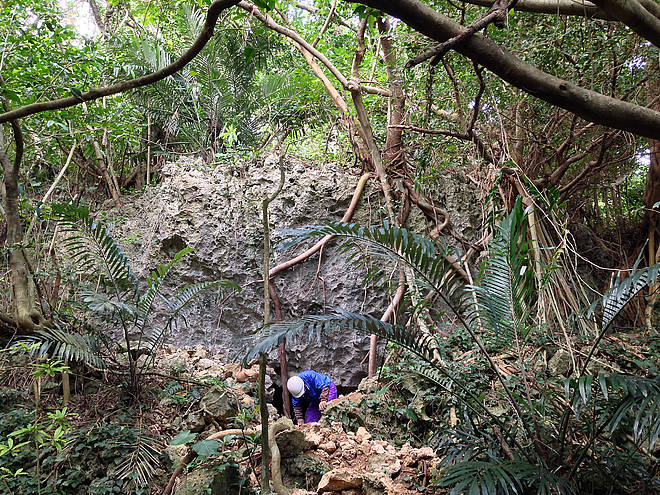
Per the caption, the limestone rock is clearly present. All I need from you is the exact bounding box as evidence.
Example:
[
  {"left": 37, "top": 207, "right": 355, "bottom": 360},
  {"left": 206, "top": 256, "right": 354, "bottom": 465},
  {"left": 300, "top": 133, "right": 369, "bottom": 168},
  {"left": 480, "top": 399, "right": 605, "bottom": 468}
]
[
  {"left": 358, "top": 377, "right": 381, "bottom": 394},
  {"left": 282, "top": 453, "right": 331, "bottom": 490},
  {"left": 318, "top": 441, "right": 337, "bottom": 453},
  {"left": 317, "top": 470, "right": 363, "bottom": 493},
  {"left": 200, "top": 386, "right": 238, "bottom": 423},
  {"left": 548, "top": 349, "right": 573, "bottom": 376},
  {"left": 410, "top": 447, "right": 435, "bottom": 461},
  {"left": 163, "top": 444, "right": 189, "bottom": 469},
  {"left": 114, "top": 155, "right": 482, "bottom": 387},
  {"left": 355, "top": 427, "right": 372, "bottom": 441},
  {"left": 183, "top": 411, "right": 206, "bottom": 432},
  {"left": 366, "top": 453, "right": 401, "bottom": 476},
  {"left": 276, "top": 427, "right": 316, "bottom": 458},
  {"left": 173, "top": 465, "right": 242, "bottom": 495},
  {"left": 196, "top": 358, "right": 216, "bottom": 369},
  {"left": 362, "top": 472, "right": 395, "bottom": 495}
]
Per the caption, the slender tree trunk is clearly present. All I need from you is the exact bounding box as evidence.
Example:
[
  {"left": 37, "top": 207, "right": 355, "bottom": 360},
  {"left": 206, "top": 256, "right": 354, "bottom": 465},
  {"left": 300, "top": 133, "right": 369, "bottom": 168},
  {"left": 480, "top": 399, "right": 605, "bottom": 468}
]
[
  {"left": 260, "top": 154, "right": 285, "bottom": 493},
  {"left": 0, "top": 124, "right": 44, "bottom": 331},
  {"left": 644, "top": 59, "right": 660, "bottom": 328},
  {"left": 378, "top": 17, "right": 406, "bottom": 169}
]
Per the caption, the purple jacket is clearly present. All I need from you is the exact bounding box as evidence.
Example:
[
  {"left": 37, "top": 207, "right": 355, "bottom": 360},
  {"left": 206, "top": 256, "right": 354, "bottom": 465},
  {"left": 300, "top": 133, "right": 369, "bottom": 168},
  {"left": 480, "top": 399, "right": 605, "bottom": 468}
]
[{"left": 291, "top": 370, "right": 332, "bottom": 407}]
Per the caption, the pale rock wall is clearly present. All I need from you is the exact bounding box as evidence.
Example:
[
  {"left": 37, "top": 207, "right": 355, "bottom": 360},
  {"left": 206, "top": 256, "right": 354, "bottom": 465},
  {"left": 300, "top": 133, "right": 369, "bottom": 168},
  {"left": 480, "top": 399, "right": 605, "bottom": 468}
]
[{"left": 113, "top": 155, "right": 480, "bottom": 386}]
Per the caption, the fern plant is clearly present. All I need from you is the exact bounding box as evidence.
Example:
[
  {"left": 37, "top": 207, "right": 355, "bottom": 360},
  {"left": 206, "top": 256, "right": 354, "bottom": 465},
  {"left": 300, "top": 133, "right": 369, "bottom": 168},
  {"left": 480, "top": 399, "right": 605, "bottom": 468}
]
[
  {"left": 246, "top": 198, "right": 660, "bottom": 494},
  {"left": 20, "top": 203, "right": 240, "bottom": 397}
]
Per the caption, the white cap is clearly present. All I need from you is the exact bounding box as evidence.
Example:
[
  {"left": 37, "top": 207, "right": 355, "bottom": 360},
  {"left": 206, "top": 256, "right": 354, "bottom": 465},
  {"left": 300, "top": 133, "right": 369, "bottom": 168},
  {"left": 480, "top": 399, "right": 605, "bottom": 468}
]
[{"left": 287, "top": 376, "right": 304, "bottom": 398}]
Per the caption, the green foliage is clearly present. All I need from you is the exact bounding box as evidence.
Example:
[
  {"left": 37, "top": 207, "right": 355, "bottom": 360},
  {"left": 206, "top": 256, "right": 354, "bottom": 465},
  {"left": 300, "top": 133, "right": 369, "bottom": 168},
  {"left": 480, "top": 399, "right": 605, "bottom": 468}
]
[
  {"left": 248, "top": 206, "right": 660, "bottom": 493},
  {"left": 0, "top": 397, "right": 160, "bottom": 495},
  {"left": 21, "top": 202, "right": 240, "bottom": 396},
  {"left": 565, "top": 373, "right": 660, "bottom": 449},
  {"left": 468, "top": 198, "right": 535, "bottom": 345},
  {"left": 22, "top": 326, "right": 105, "bottom": 369}
]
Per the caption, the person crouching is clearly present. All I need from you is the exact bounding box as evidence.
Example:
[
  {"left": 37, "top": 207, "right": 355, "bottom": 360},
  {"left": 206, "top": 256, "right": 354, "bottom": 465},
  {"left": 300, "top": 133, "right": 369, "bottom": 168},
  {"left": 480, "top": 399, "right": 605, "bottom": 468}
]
[{"left": 287, "top": 370, "right": 337, "bottom": 425}]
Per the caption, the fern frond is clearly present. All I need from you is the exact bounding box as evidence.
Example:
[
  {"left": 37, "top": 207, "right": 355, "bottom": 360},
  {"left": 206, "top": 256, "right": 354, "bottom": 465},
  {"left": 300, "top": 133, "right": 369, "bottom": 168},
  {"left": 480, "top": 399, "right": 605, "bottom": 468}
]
[
  {"left": 280, "top": 221, "right": 469, "bottom": 315},
  {"left": 52, "top": 203, "right": 138, "bottom": 298},
  {"left": 243, "top": 308, "right": 438, "bottom": 365},
  {"left": 467, "top": 197, "right": 534, "bottom": 345},
  {"left": 136, "top": 247, "right": 194, "bottom": 329},
  {"left": 564, "top": 373, "right": 660, "bottom": 449},
  {"left": 587, "top": 260, "right": 660, "bottom": 332},
  {"left": 439, "top": 458, "right": 572, "bottom": 495},
  {"left": 169, "top": 279, "right": 240, "bottom": 316},
  {"left": 112, "top": 431, "right": 161, "bottom": 488},
  {"left": 18, "top": 327, "right": 105, "bottom": 369}
]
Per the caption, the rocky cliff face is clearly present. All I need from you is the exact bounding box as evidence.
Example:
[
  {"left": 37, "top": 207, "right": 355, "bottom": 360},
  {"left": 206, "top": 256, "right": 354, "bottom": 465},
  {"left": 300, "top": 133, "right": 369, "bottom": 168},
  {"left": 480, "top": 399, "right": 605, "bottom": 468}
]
[{"left": 114, "top": 155, "right": 481, "bottom": 386}]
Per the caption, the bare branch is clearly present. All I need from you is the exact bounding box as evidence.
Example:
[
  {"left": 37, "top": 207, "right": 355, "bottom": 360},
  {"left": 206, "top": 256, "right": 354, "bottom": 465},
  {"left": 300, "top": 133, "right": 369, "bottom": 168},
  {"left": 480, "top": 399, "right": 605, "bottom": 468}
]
[
  {"left": 407, "top": 0, "right": 508, "bottom": 68},
  {"left": 240, "top": 1, "right": 391, "bottom": 96}
]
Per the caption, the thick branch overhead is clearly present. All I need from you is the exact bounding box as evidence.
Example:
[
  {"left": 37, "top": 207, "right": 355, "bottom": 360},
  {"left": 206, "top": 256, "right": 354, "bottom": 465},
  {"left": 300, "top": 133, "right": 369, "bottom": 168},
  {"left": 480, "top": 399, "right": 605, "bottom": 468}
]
[{"left": 347, "top": 0, "right": 660, "bottom": 139}]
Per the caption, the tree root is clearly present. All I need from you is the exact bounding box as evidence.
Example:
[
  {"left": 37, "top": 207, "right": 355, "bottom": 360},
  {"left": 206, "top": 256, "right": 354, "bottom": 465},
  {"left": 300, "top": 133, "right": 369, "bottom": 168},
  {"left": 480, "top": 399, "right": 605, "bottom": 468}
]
[
  {"left": 269, "top": 417, "right": 294, "bottom": 495},
  {"left": 268, "top": 172, "right": 371, "bottom": 279}
]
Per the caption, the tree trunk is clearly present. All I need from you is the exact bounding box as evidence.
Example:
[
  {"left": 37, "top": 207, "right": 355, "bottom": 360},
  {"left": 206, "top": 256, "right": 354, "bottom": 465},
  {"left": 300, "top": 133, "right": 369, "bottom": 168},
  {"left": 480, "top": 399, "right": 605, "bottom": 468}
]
[
  {"left": 378, "top": 17, "right": 406, "bottom": 170},
  {"left": 644, "top": 58, "right": 660, "bottom": 328},
  {"left": 0, "top": 124, "right": 44, "bottom": 331}
]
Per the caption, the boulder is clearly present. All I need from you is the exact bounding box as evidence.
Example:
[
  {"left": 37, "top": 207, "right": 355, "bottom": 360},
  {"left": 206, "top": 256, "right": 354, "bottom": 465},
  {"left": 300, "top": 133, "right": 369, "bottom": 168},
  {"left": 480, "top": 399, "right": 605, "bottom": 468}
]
[
  {"left": 362, "top": 472, "right": 395, "bottom": 495},
  {"left": 163, "top": 444, "right": 189, "bottom": 469},
  {"left": 366, "top": 453, "right": 401, "bottom": 476},
  {"left": 548, "top": 349, "right": 573, "bottom": 376},
  {"left": 173, "top": 465, "right": 242, "bottom": 495},
  {"left": 276, "top": 427, "right": 316, "bottom": 458},
  {"left": 281, "top": 453, "right": 331, "bottom": 490},
  {"left": 317, "top": 470, "right": 363, "bottom": 493},
  {"left": 200, "top": 386, "right": 238, "bottom": 423}
]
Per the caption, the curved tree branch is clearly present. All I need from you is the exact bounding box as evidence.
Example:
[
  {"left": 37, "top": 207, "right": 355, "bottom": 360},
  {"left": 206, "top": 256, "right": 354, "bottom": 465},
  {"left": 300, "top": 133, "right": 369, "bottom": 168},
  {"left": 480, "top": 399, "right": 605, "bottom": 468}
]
[
  {"left": 239, "top": 1, "right": 391, "bottom": 97},
  {"left": 348, "top": 0, "right": 660, "bottom": 139},
  {"left": 0, "top": 0, "right": 241, "bottom": 123},
  {"left": 463, "top": 0, "right": 616, "bottom": 19},
  {"left": 591, "top": 0, "right": 660, "bottom": 47}
]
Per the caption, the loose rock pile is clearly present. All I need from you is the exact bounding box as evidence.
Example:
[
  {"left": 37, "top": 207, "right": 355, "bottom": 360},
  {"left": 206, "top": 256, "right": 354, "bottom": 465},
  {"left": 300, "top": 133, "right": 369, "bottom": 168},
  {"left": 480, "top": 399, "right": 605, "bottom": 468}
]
[
  {"left": 279, "top": 422, "right": 439, "bottom": 495},
  {"left": 157, "top": 346, "right": 440, "bottom": 495}
]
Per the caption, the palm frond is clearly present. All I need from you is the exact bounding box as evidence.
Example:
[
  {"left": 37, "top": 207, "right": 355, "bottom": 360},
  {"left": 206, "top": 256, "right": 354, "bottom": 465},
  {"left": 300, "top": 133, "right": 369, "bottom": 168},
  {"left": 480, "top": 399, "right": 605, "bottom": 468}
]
[
  {"left": 439, "top": 457, "right": 572, "bottom": 495},
  {"left": 243, "top": 308, "right": 439, "bottom": 365},
  {"left": 17, "top": 326, "right": 105, "bottom": 369},
  {"left": 112, "top": 431, "right": 161, "bottom": 488},
  {"left": 136, "top": 247, "right": 193, "bottom": 329},
  {"left": 52, "top": 203, "right": 138, "bottom": 298},
  {"left": 467, "top": 197, "right": 534, "bottom": 345},
  {"left": 587, "top": 259, "right": 660, "bottom": 332},
  {"left": 280, "top": 221, "right": 469, "bottom": 315},
  {"left": 80, "top": 290, "right": 138, "bottom": 321},
  {"left": 565, "top": 373, "right": 660, "bottom": 448}
]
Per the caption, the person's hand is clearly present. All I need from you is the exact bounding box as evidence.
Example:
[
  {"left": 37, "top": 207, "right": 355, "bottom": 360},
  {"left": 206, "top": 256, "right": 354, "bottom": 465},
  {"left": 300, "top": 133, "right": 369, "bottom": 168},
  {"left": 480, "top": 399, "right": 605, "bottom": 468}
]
[
  {"left": 297, "top": 419, "right": 304, "bottom": 426},
  {"left": 319, "top": 400, "right": 328, "bottom": 412}
]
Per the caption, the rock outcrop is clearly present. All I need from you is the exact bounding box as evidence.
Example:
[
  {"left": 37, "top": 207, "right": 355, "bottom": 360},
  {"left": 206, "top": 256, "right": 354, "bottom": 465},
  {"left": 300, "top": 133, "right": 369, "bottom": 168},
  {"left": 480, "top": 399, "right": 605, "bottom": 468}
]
[{"left": 114, "top": 155, "right": 481, "bottom": 386}]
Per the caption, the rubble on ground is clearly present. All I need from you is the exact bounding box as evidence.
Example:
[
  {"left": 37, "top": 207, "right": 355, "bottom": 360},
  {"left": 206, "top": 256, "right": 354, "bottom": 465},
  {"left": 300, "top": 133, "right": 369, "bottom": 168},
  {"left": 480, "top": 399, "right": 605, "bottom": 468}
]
[{"left": 158, "top": 346, "right": 441, "bottom": 495}]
